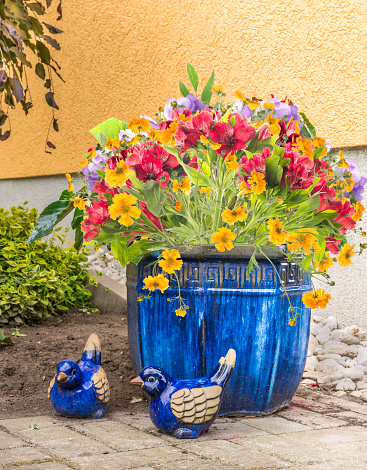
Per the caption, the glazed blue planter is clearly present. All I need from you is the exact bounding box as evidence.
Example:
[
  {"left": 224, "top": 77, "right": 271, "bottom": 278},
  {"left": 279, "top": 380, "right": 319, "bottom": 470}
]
[{"left": 126, "top": 246, "right": 312, "bottom": 416}]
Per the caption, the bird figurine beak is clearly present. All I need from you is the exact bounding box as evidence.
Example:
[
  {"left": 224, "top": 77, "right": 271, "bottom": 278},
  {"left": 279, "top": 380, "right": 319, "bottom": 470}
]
[
  {"left": 57, "top": 372, "right": 68, "bottom": 383},
  {"left": 130, "top": 376, "right": 144, "bottom": 386}
]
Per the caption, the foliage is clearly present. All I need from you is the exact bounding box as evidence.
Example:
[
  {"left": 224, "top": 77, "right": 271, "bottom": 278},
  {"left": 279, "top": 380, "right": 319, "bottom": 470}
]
[
  {"left": 29, "top": 64, "right": 367, "bottom": 321},
  {"left": 0, "top": 204, "right": 93, "bottom": 328},
  {"left": 0, "top": 0, "right": 63, "bottom": 148}
]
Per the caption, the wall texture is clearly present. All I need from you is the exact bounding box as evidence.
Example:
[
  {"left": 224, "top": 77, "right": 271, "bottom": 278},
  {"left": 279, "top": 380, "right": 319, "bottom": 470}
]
[{"left": 1, "top": 0, "right": 367, "bottom": 179}]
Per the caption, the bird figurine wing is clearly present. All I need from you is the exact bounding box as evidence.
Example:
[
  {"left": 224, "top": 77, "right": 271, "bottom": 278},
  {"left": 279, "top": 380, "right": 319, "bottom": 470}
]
[
  {"left": 170, "top": 385, "right": 222, "bottom": 424},
  {"left": 92, "top": 367, "right": 110, "bottom": 403},
  {"left": 47, "top": 376, "right": 55, "bottom": 399}
]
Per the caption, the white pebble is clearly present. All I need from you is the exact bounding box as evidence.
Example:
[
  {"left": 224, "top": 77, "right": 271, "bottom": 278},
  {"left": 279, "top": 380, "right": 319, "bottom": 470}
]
[
  {"left": 357, "top": 382, "right": 367, "bottom": 390},
  {"left": 333, "top": 390, "right": 347, "bottom": 398},
  {"left": 335, "top": 378, "right": 356, "bottom": 391}
]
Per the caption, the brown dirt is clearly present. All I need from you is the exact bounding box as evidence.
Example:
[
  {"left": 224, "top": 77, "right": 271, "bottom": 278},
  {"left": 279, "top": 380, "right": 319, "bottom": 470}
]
[{"left": 0, "top": 308, "right": 148, "bottom": 420}]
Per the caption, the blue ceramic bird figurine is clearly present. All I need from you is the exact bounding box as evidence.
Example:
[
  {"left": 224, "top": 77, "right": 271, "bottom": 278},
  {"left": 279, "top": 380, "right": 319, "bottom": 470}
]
[
  {"left": 48, "top": 333, "right": 110, "bottom": 418},
  {"left": 130, "top": 349, "right": 236, "bottom": 438}
]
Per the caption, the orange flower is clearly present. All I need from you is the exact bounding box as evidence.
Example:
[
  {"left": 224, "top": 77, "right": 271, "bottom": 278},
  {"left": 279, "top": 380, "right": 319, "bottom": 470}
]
[
  {"left": 265, "top": 113, "right": 281, "bottom": 135},
  {"left": 73, "top": 198, "right": 85, "bottom": 210},
  {"left": 199, "top": 187, "right": 211, "bottom": 194},
  {"left": 212, "top": 227, "right": 236, "bottom": 252},
  {"left": 172, "top": 177, "right": 191, "bottom": 195},
  {"left": 352, "top": 201, "right": 365, "bottom": 221},
  {"left": 248, "top": 171, "right": 266, "bottom": 195},
  {"left": 338, "top": 150, "right": 350, "bottom": 168},
  {"left": 295, "top": 136, "right": 314, "bottom": 159},
  {"left": 105, "top": 160, "right": 133, "bottom": 188},
  {"left": 103, "top": 138, "right": 120, "bottom": 150},
  {"left": 302, "top": 289, "right": 331, "bottom": 309},
  {"left": 235, "top": 90, "right": 246, "bottom": 102},
  {"left": 225, "top": 154, "right": 238, "bottom": 171},
  {"left": 175, "top": 309, "right": 187, "bottom": 317},
  {"left": 79, "top": 159, "right": 89, "bottom": 168},
  {"left": 109, "top": 193, "right": 141, "bottom": 226},
  {"left": 158, "top": 249, "right": 183, "bottom": 274},
  {"left": 143, "top": 274, "right": 169, "bottom": 293},
  {"left": 175, "top": 201, "right": 181, "bottom": 211},
  {"left": 267, "top": 217, "right": 287, "bottom": 245},
  {"left": 313, "top": 136, "right": 327, "bottom": 158},
  {"left": 314, "top": 253, "right": 333, "bottom": 272},
  {"left": 129, "top": 117, "right": 151, "bottom": 134},
  {"left": 289, "top": 319, "right": 297, "bottom": 326},
  {"left": 199, "top": 135, "right": 221, "bottom": 150},
  {"left": 286, "top": 230, "right": 318, "bottom": 254},
  {"left": 65, "top": 173, "right": 74, "bottom": 192},
  {"left": 222, "top": 206, "right": 247, "bottom": 225},
  {"left": 212, "top": 85, "right": 223, "bottom": 93},
  {"left": 336, "top": 243, "right": 355, "bottom": 267}
]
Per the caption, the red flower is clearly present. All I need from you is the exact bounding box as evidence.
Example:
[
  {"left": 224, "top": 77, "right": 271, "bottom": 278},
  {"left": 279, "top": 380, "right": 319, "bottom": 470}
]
[
  {"left": 176, "top": 110, "right": 215, "bottom": 151},
  {"left": 239, "top": 147, "right": 269, "bottom": 178},
  {"left": 332, "top": 200, "right": 356, "bottom": 233},
  {"left": 81, "top": 198, "right": 111, "bottom": 242},
  {"left": 140, "top": 201, "right": 162, "bottom": 230},
  {"left": 209, "top": 113, "right": 256, "bottom": 156},
  {"left": 148, "top": 143, "right": 179, "bottom": 170},
  {"left": 276, "top": 120, "right": 301, "bottom": 145},
  {"left": 283, "top": 149, "right": 314, "bottom": 190},
  {"left": 94, "top": 180, "right": 119, "bottom": 196},
  {"left": 326, "top": 238, "right": 341, "bottom": 254},
  {"left": 313, "top": 181, "right": 342, "bottom": 213},
  {"left": 134, "top": 153, "right": 169, "bottom": 188}
]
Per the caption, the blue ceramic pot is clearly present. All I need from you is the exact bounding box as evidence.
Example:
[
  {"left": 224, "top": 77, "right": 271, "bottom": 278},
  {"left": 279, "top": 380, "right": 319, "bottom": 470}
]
[{"left": 126, "top": 246, "right": 312, "bottom": 416}]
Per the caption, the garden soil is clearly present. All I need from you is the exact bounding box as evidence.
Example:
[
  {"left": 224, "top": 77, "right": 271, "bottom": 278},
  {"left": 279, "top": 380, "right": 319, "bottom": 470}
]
[{"left": 0, "top": 308, "right": 148, "bottom": 419}]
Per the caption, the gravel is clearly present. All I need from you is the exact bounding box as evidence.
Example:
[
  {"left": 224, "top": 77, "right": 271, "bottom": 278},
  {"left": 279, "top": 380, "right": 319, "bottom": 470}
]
[{"left": 87, "top": 246, "right": 126, "bottom": 285}]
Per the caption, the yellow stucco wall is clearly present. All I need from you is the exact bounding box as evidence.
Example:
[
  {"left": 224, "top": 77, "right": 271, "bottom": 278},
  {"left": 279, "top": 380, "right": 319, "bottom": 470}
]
[{"left": 2, "top": 0, "right": 367, "bottom": 180}]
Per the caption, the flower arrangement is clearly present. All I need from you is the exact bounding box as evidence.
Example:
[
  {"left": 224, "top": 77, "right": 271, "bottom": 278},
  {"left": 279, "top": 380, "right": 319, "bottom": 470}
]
[{"left": 29, "top": 64, "right": 367, "bottom": 323}]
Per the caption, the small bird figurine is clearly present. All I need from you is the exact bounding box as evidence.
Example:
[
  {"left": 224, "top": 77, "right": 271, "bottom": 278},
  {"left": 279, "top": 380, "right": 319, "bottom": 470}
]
[
  {"left": 130, "top": 349, "right": 236, "bottom": 438},
  {"left": 48, "top": 333, "right": 110, "bottom": 418}
]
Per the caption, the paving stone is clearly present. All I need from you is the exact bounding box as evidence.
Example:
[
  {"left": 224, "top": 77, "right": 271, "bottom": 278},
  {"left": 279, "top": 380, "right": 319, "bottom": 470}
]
[
  {"left": 277, "top": 406, "right": 348, "bottom": 429},
  {"left": 328, "top": 410, "right": 367, "bottom": 425},
  {"left": 7, "top": 462, "right": 71, "bottom": 470},
  {"left": 158, "top": 458, "right": 239, "bottom": 470},
  {"left": 238, "top": 415, "right": 312, "bottom": 434},
  {"left": 193, "top": 421, "right": 268, "bottom": 441},
  {"left": 0, "top": 415, "right": 67, "bottom": 433},
  {"left": 69, "top": 420, "right": 165, "bottom": 451},
  {"left": 0, "top": 428, "right": 25, "bottom": 448},
  {"left": 111, "top": 412, "right": 156, "bottom": 433},
  {"left": 69, "top": 445, "right": 195, "bottom": 469},
  {"left": 18, "top": 425, "right": 112, "bottom": 458},
  {"left": 177, "top": 439, "right": 291, "bottom": 469},
  {"left": 291, "top": 395, "right": 344, "bottom": 413},
  {"left": 278, "top": 425, "right": 367, "bottom": 446},
  {"left": 290, "top": 459, "right": 367, "bottom": 470},
  {"left": 0, "top": 447, "right": 51, "bottom": 466}
]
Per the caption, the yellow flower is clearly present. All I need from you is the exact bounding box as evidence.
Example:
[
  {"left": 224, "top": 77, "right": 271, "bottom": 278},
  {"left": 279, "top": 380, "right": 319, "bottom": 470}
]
[
  {"left": 143, "top": 274, "right": 169, "bottom": 293},
  {"left": 263, "top": 102, "right": 275, "bottom": 110},
  {"left": 212, "top": 85, "right": 223, "bottom": 93},
  {"left": 238, "top": 181, "right": 252, "bottom": 196},
  {"left": 175, "top": 201, "right": 181, "bottom": 211},
  {"left": 129, "top": 117, "right": 151, "bottom": 134},
  {"left": 65, "top": 173, "right": 74, "bottom": 192},
  {"left": 313, "top": 136, "right": 327, "bottom": 158},
  {"left": 267, "top": 217, "right": 287, "bottom": 245},
  {"left": 295, "top": 136, "right": 314, "bottom": 159},
  {"left": 289, "top": 319, "right": 297, "bottom": 326},
  {"left": 158, "top": 249, "right": 183, "bottom": 274},
  {"left": 314, "top": 253, "right": 333, "bottom": 272},
  {"left": 352, "top": 201, "right": 365, "bottom": 221},
  {"left": 302, "top": 289, "right": 331, "bottom": 309},
  {"left": 79, "top": 159, "right": 89, "bottom": 168},
  {"left": 109, "top": 193, "right": 141, "bottom": 226},
  {"left": 248, "top": 171, "right": 266, "bottom": 195},
  {"left": 222, "top": 206, "right": 247, "bottom": 225},
  {"left": 130, "top": 135, "right": 142, "bottom": 145},
  {"left": 155, "top": 122, "right": 178, "bottom": 145},
  {"left": 286, "top": 230, "right": 318, "bottom": 254},
  {"left": 336, "top": 243, "right": 355, "bottom": 267},
  {"left": 199, "top": 135, "right": 221, "bottom": 150},
  {"left": 105, "top": 161, "right": 133, "bottom": 188},
  {"left": 73, "top": 198, "right": 85, "bottom": 210},
  {"left": 199, "top": 187, "right": 211, "bottom": 194},
  {"left": 103, "top": 138, "right": 121, "bottom": 150},
  {"left": 265, "top": 113, "right": 281, "bottom": 135},
  {"left": 172, "top": 177, "right": 191, "bottom": 195},
  {"left": 338, "top": 150, "right": 350, "bottom": 168},
  {"left": 175, "top": 309, "right": 187, "bottom": 317},
  {"left": 212, "top": 227, "right": 236, "bottom": 252},
  {"left": 235, "top": 90, "right": 246, "bottom": 101},
  {"left": 225, "top": 154, "right": 238, "bottom": 171},
  {"left": 344, "top": 178, "right": 355, "bottom": 192}
]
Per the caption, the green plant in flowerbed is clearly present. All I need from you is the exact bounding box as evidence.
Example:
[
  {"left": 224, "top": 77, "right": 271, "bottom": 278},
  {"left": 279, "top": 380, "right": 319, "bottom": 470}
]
[{"left": 0, "top": 203, "right": 95, "bottom": 344}]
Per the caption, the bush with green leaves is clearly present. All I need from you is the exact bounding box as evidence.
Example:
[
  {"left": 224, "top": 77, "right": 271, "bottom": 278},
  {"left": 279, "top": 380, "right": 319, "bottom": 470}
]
[{"left": 0, "top": 204, "right": 94, "bottom": 330}]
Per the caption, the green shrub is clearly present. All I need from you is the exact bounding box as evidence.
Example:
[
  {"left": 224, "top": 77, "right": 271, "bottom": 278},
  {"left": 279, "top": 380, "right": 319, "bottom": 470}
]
[{"left": 0, "top": 204, "right": 94, "bottom": 328}]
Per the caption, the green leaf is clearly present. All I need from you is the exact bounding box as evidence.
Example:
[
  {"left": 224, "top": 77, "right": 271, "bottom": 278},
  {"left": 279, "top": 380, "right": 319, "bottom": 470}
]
[
  {"left": 36, "top": 41, "right": 50, "bottom": 65},
  {"left": 142, "top": 180, "right": 165, "bottom": 217},
  {"left": 89, "top": 118, "right": 122, "bottom": 145},
  {"left": 300, "top": 112, "right": 316, "bottom": 138},
  {"left": 111, "top": 237, "right": 128, "bottom": 267},
  {"left": 246, "top": 135, "right": 277, "bottom": 154},
  {"left": 302, "top": 255, "right": 312, "bottom": 270},
  {"left": 71, "top": 208, "right": 83, "bottom": 230},
  {"left": 314, "top": 237, "right": 326, "bottom": 265},
  {"left": 294, "top": 194, "right": 321, "bottom": 217},
  {"left": 219, "top": 108, "right": 232, "bottom": 123},
  {"left": 186, "top": 63, "right": 199, "bottom": 92},
  {"left": 201, "top": 69, "right": 215, "bottom": 105},
  {"left": 313, "top": 145, "right": 326, "bottom": 160},
  {"left": 74, "top": 226, "right": 83, "bottom": 251},
  {"left": 28, "top": 3, "right": 46, "bottom": 14},
  {"left": 265, "top": 153, "right": 283, "bottom": 188},
  {"left": 26, "top": 201, "right": 73, "bottom": 244},
  {"left": 35, "top": 62, "right": 45, "bottom": 80},
  {"left": 179, "top": 80, "right": 190, "bottom": 97},
  {"left": 9, "top": 47, "right": 32, "bottom": 67},
  {"left": 279, "top": 158, "right": 290, "bottom": 167}
]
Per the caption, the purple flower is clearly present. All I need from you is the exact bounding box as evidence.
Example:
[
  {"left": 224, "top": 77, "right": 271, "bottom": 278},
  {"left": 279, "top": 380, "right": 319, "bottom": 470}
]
[
  {"left": 118, "top": 128, "right": 136, "bottom": 141},
  {"left": 140, "top": 115, "right": 159, "bottom": 129},
  {"left": 164, "top": 93, "right": 205, "bottom": 119},
  {"left": 232, "top": 99, "right": 252, "bottom": 119},
  {"left": 82, "top": 150, "right": 109, "bottom": 192},
  {"left": 336, "top": 159, "right": 367, "bottom": 202},
  {"left": 262, "top": 97, "right": 302, "bottom": 124}
]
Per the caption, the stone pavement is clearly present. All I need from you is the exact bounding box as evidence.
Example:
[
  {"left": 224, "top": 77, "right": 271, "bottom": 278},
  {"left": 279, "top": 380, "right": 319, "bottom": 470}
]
[{"left": 2, "top": 387, "right": 367, "bottom": 469}]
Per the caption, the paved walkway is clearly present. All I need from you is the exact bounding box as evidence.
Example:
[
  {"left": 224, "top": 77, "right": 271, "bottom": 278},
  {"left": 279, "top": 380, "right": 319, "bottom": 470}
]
[{"left": 2, "top": 387, "right": 367, "bottom": 469}]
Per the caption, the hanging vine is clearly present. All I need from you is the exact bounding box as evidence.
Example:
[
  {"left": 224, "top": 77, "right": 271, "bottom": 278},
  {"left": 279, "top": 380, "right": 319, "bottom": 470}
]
[{"left": 0, "top": 0, "right": 63, "bottom": 151}]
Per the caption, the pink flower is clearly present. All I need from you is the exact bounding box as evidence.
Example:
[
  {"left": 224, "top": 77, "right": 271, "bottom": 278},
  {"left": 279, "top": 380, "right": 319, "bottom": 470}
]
[
  {"left": 134, "top": 154, "right": 169, "bottom": 188},
  {"left": 176, "top": 110, "right": 215, "bottom": 151},
  {"left": 239, "top": 147, "right": 269, "bottom": 178},
  {"left": 282, "top": 149, "right": 314, "bottom": 190},
  {"left": 209, "top": 113, "right": 256, "bottom": 156},
  {"left": 326, "top": 238, "right": 341, "bottom": 254},
  {"left": 332, "top": 200, "right": 356, "bottom": 233},
  {"left": 81, "top": 198, "right": 111, "bottom": 242}
]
